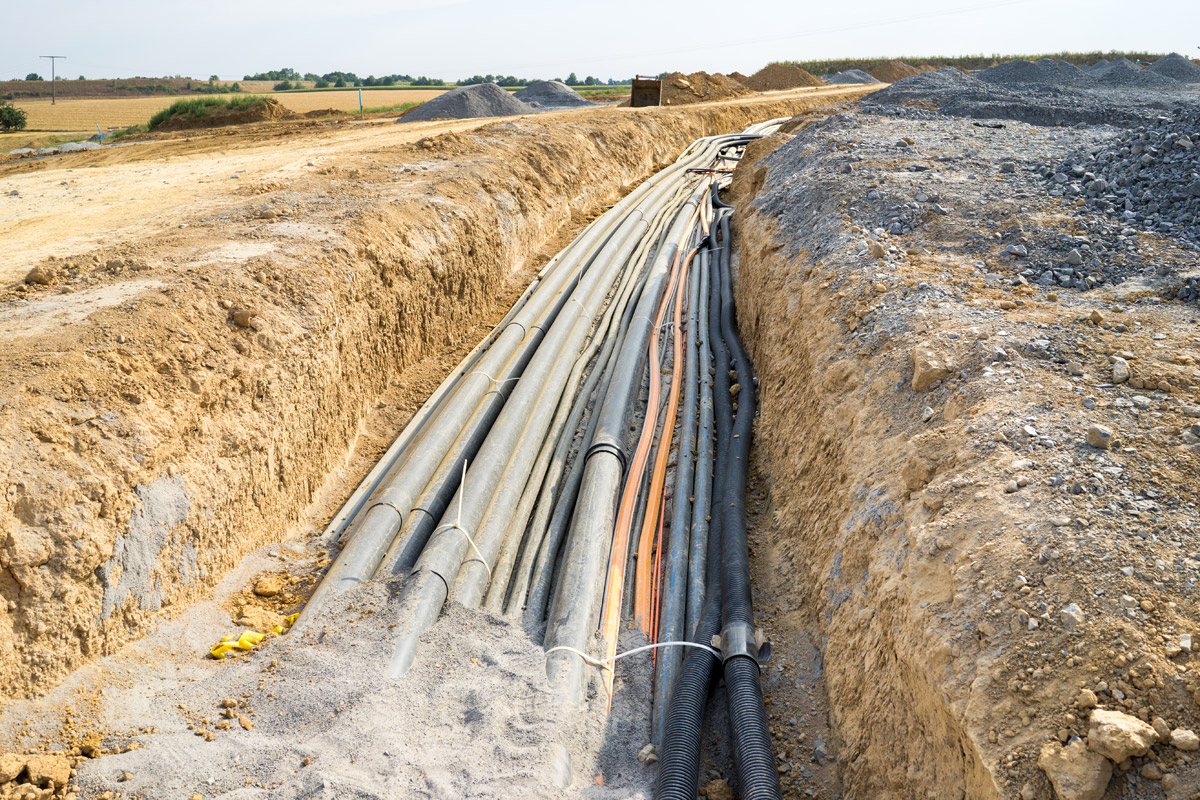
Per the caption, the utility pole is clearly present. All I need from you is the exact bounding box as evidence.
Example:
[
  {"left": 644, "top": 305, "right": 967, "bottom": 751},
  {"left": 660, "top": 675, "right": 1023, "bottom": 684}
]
[{"left": 40, "top": 55, "right": 66, "bottom": 104}]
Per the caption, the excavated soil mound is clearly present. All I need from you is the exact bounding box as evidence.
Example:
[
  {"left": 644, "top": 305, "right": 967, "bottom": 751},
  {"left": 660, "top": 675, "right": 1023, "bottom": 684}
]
[
  {"left": 398, "top": 83, "right": 533, "bottom": 123},
  {"left": 1147, "top": 52, "right": 1200, "bottom": 83},
  {"left": 154, "top": 99, "right": 298, "bottom": 131},
  {"left": 513, "top": 80, "right": 591, "bottom": 109},
  {"left": 743, "top": 63, "right": 824, "bottom": 92},
  {"left": 659, "top": 71, "right": 751, "bottom": 106},
  {"left": 826, "top": 69, "right": 883, "bottom": 85},
  {"left": 870, "top": 60, "right": 922, "bottom": 83}
]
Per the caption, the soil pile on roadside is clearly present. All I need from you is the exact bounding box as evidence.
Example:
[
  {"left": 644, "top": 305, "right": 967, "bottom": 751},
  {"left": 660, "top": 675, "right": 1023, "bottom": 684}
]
[
  {"left": 659, "top": 71, "right": 751, "bottom": 105},
  {"left": 398, "top": 83, "right": 533, "bottom": 123},
  {"left": 155, "top": 98, "right": 297, "bottom": 131},
  {"left": 870, "top": 60, "right": 921, "bottom": 83},
  {"left": 1147, "top": 52, "right": 1200, "bottom": 83},
  {"left": 743, "top": 63, "right": 824, "bottom": 91},
  {"left": 825, "top": 69, "right": 882, "bottom": 85},
  {"left": 513, "top": 80, "right": 592, "bottom": 109}
]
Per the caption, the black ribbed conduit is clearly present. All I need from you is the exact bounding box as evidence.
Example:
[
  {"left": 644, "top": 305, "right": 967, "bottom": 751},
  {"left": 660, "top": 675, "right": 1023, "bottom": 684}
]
[{"left": 715, "top": 209, "right": 780, "bottom": 800}]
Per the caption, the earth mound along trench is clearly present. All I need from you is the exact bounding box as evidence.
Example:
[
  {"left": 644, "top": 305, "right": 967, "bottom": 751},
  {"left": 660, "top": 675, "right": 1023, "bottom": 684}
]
[
  {"left": 0, "top": 88, "right": 878, "bottom": 704},
  {"left": 729, "top": 97, "right": 1200, "bottom": 799}
]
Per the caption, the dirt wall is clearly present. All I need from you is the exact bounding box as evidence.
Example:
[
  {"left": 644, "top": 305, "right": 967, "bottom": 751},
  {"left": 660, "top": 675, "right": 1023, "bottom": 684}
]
[{"left": 0, "top": 90, "right": 872, "bottom": 699}]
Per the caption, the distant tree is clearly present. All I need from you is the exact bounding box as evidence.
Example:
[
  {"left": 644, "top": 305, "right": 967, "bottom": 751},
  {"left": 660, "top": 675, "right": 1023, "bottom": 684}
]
[
  {"left": 381, "top": 75, "right": 395, "bottom": 86},
  {"left": 0, "top": 102, "right": 28, "bottom": 132},
  {"left": 209, "top": 74, "right": 220, "bottom": 82},
  {"left": 314, "top": 78, "right": 330, "bottom": 88},
  {"left": 77, "top": 74, "right": 86, "bottom": 80},
  {"left": 334, "top": 77, "right": 347, "bottom": 88},
  {"left": 303, "top": 72, "right": 320, "bottom": 82},
  {"left": 230, "top": 82, "right": 242, "bottom": 92},
  {"left": 565, "top": 72, "right": 578, "bottom": 85},
  {"left": 584, "top": 75, "right": 598, "bottom": 85},
  {"left": 25, "top": 73, "right": 43, "bottom": 81},
  {"left": 273, "top": 80, "right": 294, "bottom": 91}
]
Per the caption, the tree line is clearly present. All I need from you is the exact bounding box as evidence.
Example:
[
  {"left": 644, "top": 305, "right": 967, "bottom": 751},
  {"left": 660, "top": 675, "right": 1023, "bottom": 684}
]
[{"left": 243, "top": 67, "right": 629, "bottom": 88}]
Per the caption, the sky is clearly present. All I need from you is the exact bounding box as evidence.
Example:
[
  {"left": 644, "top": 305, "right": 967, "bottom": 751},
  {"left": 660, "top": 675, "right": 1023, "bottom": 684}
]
[{"left": 3, "top": 0, "right": 1198, "bottom": 82}]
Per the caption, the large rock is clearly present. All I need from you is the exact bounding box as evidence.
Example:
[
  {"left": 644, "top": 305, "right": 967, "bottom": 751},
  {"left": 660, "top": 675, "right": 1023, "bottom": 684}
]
[
  {"left": 1039, "top": 740, "right": 1112, "bottom": 800},
  {"left": 1088, "top": 708, "right": 1159, "bottom": 761},
  {"left": 24, "top": 753, "right": 71, "bottom": 788},
  {"left": 912, "top": 345, "right": 953, "bottom": 391},
  {"left": 0, "top": 753, "right": 25, "bottom": 782}
]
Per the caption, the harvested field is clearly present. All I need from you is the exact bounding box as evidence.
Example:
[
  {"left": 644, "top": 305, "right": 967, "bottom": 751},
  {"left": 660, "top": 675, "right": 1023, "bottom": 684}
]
[{"left": 9, "top": 89, "right": 450, "bottom": 135}]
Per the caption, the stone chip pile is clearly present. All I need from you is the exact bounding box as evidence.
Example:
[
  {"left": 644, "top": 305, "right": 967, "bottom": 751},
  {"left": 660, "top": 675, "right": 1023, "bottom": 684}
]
[{"left": 1046, "top": 107, "right": 1200, "bottom": 246}]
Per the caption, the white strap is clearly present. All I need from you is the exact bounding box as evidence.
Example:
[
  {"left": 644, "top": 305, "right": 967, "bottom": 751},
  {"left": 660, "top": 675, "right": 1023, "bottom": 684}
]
[{"left": 545, "top": 641, "right": 720, "bottom": 672}]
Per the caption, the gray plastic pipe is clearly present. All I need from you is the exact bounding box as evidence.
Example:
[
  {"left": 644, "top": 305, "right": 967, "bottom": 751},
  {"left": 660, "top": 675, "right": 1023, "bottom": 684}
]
[
  {"left": 652, "top": 240, "right": 702, "bottom": 746},
  {"left": 686, "top": 247, "right": 715, "bottom": 635}
]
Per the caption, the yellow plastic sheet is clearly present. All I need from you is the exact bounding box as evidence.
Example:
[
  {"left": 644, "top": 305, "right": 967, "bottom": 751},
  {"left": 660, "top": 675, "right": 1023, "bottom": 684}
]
[{"left": 209, "top": 613, "right": 300, "bottom": 659}]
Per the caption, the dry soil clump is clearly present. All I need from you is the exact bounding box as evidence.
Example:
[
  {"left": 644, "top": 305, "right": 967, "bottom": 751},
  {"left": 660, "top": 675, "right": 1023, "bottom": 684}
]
[
  {"left": 658, "top": 71, "right": 751, "bottom": 105},
  {"left": 743, "top": 63, "right": 824, "bottom": 92},
  {"left": 870, "top": 59, "right": 922, "bottom": 83}
]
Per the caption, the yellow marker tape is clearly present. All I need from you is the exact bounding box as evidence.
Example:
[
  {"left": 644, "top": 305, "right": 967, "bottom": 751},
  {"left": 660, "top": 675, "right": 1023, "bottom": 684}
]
[{"left": 209, "top": 613, "right": 300, "bottom": 660}]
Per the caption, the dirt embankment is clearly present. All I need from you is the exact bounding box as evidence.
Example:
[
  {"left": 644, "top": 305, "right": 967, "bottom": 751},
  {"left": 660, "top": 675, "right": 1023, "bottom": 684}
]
[
  {"left": 153, "top": 98, "right": 299, "bottom": 131},
  {"left": 0, "top": 88, "right": 875, "bottom": 700},
  {"left": 732, "top": 111, "right": 1200, "bottom": 799}
]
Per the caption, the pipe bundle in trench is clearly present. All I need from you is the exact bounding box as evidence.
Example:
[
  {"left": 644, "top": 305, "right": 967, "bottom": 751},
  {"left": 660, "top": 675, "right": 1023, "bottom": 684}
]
[{"left": 298, "top": 120, "right": 786, "bottom": 797}]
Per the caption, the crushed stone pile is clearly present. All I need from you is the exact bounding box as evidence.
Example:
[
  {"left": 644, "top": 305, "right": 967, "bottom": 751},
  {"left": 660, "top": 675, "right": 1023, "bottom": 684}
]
[
  {"left": 870, "top": 60, "right": 922, "bottom": 83},
  {"left": 513, "top": 80, "right": 591, "bottom": 109},
  {"left": 659, "top": 71, "right": 751, "bottom": 105},
  {"left": 1085, "top": 58, "right": 1112, "bottom": 74},
  {"left": 1147, "top": 52, "right": 1200, "bottom": 83},
  {"left": 977, "top": 58, "right": 1094, "bottom": 87},
  {"left": 825, "top": 69, "right": 882, "bottom": 85},
  {"left": 1045, "top": 107, "right": 1200, "bottom": 246},
  {"left": 398, "top": 83, "right": 533, "bottom": 123},
  {"left": 862, "top": 67, "right": 1188, "bottom": 128},
  {"left": 1094, "top": 58, "right": 1181, "bottom": 90},
  {"left": 742, "top": 63, "right": 823, "bottom": 91}
]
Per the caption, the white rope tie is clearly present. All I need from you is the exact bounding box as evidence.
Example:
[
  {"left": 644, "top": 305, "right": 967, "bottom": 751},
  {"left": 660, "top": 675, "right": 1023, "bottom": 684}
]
[
  {"left": 467, "top": 370, "right": 521, "bottom": 391},
  {"left": 436, "top": 460, "right": 491, "bottom": 578},
  {"left": 545, "top": 641, "right": 720, "bottom": 672}
]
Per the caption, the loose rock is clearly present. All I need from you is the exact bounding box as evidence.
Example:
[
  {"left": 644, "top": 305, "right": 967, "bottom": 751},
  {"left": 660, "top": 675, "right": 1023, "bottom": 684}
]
[
  {"left": 1088, "top": 708, "right": 1158, "bottom": 761},
  {"left": 1039, "top": 739, "right": 1112, "bottom": 800}
]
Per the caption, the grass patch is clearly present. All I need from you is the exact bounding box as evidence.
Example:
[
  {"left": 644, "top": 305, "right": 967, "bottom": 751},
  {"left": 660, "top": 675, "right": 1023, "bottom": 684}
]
[
  {"left": 107, "top": 123, "right": 149, "bottom": 142},
  {"left": 361, "top": 101, "right": 423, "bottom": 115},
  {"left": 148, "top": 95, "right": 271, "bottom": 129},
  {"left": 577, "top": 89, "right": 629, "bottom": 99}
]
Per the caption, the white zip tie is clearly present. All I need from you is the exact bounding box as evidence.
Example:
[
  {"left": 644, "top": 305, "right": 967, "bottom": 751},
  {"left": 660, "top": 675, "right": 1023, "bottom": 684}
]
[
  {"left": 545, "top": 641, "right": 720, "bottom": 672},
  {"left": 433, "top": 460, "right": 492, "bottom": 578}
]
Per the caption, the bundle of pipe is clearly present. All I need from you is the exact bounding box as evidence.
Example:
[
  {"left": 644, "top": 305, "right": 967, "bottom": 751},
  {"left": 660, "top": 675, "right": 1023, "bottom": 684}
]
[
  {"left": 297, "top": 131, "right": 761, "bottom": 650},
  {"left": 296, "top": 119, "right": 787, "bottom": 796}
]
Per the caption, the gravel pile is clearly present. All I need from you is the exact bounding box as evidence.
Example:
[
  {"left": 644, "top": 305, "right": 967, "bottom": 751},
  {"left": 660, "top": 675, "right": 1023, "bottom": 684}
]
[
  {"left": 1044, "top": 107, "right": 1200, "bottom": 246},
  {"left": 826, "top": 69, "right": 881, "bottom": 85},
  {"left": 978, "top": 58, "right": 1094, "bottom": 88},
  {"left": 863, "top": 67, "right": 1192, "bottom": 128},
  {"left": 1094, "top": 59, "right": 1181, "bottom": 90},
  {"left": 513, "top": 80, "right": 591, "bottom": 109},
  {"left": 398, "top": 83, "right": 533, "bottom": 123},
  {"left": 1176, "top": 276, "right": 1200, "bottom": 303},
  {"left": 1147, "top": 52, "right": 1200, "bottom": 84},
  {"left": 1085, "top": 59, "right": 1112, "bottom": 74}
]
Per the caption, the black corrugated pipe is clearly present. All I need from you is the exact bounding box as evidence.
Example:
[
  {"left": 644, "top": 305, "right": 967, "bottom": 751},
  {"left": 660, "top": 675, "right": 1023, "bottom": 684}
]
[{"left": 715, "top": 208, "right": 781, "bottom": 799}]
